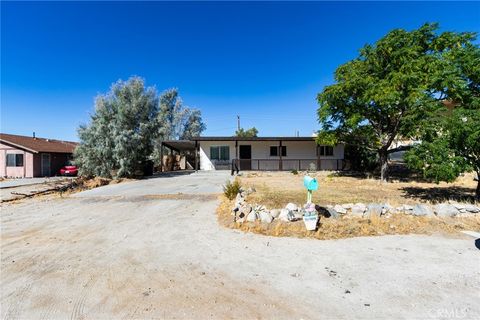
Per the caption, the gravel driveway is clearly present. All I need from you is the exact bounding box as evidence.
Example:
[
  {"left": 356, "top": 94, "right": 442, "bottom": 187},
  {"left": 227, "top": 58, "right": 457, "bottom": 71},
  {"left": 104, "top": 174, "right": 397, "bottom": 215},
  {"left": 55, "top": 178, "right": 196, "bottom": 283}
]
[{"left": 1, "top": 171, "right": 479, "bottom": 319}]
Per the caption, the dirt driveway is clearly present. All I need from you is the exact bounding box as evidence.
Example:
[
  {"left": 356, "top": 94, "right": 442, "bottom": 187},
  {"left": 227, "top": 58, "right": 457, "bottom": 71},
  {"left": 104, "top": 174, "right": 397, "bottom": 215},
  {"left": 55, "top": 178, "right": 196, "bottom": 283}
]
[{"left": 1, "top": 171, "right": 479, "bottom": 319}]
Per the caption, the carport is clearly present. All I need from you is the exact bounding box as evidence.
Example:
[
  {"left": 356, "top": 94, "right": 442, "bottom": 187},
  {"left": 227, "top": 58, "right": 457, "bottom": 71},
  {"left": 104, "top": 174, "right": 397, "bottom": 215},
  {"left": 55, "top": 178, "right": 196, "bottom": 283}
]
[{"left": 160, "top": 140, "right": 198, "bottom": 172}]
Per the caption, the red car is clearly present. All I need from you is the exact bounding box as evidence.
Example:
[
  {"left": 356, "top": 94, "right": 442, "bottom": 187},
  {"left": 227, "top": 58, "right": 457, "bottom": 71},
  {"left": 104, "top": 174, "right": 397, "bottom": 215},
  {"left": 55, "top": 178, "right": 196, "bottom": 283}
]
[{"left": 59, "top": 164, "right": 78, "bottom": 176}]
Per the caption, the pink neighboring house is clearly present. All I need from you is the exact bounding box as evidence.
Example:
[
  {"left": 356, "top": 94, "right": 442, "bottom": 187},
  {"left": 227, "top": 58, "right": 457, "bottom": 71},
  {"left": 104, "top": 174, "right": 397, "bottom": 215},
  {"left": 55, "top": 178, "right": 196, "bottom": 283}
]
[{"left": 0, "top": 133, "right": 77, "bottom": 178}]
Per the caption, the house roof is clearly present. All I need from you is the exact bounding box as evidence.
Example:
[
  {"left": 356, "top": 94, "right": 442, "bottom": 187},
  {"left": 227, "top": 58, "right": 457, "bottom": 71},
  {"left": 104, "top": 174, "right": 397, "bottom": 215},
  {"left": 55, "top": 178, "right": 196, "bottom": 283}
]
[
  {"left": 0, "top": 133, "right": 78, "bottom": 154},
  {"left": 192, "top": 136, "right": 317, "bottom": 142}
]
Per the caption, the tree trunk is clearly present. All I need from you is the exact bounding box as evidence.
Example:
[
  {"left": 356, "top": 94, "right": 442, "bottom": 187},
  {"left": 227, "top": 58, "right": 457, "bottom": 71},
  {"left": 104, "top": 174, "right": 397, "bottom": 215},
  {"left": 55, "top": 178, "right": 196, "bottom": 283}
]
[{"left": 379, "top": 150, "right": 389, "bottom": 183}]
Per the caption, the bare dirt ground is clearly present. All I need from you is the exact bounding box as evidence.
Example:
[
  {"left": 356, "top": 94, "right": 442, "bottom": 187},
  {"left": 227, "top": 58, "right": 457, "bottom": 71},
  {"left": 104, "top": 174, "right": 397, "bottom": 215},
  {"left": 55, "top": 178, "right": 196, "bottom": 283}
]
[{"left": 1, "top": 171, "right": 479, "bottom": 319}]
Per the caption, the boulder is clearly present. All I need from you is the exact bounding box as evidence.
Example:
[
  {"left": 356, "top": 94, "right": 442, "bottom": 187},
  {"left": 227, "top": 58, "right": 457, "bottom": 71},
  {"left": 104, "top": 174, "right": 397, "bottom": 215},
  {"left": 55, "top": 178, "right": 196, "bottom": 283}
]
[
  {"left": 334, "top": 205, "right": 347, "bottom": 214},
  {"left": 434, "top": 204, "right": 459, "bottom": 217},
  {"left": 234, "top": 198, "right": 245, "bottom": 208},
  {"left": 246, "top": 211, "right": 258, "bottom": 222},
  {"left": 279, "top": 209, "right": 290, "bottom": 222},
  {"left": 451, "top": 203, "right": 466, "bottom": 211},
  {"left": 343, "top": 203, "right": 354, "bottom": 209},
  {"left": 285, "top": 203, "right": 298, "bottom": 211},
  {"left": 351, "top": 203, "right": 366, "bottom": 217},
  {"left": 235, "top": 193, "right": 243, "bottom": 202},
  {"left": 240, "top": 204, "right": 252, "bottom": 215},
  {"left": 259, "top": 211, "right": 274, "bottom": 223},
  {"left": 365, "top": 204, "right": 383, "bottom": 217},
  {"left": 383, "top": 203, "right": 394, "bottom": 214},
  {"left": 270, "top": 209, "right": 281, "bottom": 218},
  {"left": 287, "top": 211, "right": 298, "bottom": 221},
  {"left": 294, "top": 211, "right": 304, "bottom": 220},
  {"left": 326, "top": 208, "right": 340, "bottom": 219},
  {"left": 412, "top": 204, "right": 434, "bottom": 217},
  {"left": 403, "top": 204, "right": 414, "bottom": 211},
  {"left": 464, "top": 204, "right": 480, "bottom": 213},
  {"left": 235, "top": 211, "right": 245, "bottom": 223}
]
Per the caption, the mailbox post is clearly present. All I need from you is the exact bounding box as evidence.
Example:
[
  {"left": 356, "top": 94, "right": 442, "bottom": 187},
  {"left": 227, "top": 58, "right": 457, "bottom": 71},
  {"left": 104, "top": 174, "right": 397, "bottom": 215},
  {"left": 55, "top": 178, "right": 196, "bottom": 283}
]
[{"left": 303, "top": 175, "right": 318, "bottom": 203}]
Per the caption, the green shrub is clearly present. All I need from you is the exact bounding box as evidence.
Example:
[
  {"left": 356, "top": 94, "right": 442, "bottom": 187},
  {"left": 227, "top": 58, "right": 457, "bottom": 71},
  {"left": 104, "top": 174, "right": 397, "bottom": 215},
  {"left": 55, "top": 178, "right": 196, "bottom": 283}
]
[
  {"left": 291, "top": 169, "right": 298, "bottom": 175},
  {"left": 223, "top": 179, "right": 241, "bottom": 200}
]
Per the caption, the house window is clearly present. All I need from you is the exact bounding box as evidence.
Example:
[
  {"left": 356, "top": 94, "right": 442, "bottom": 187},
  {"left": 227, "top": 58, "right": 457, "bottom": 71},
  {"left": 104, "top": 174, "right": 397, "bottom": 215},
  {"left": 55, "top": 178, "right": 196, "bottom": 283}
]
[
  {"left": 210, "top": 146, "right": 230, "bottom": 161},
  {"left": 318, "top": 146, "right": 334, "bottom": 156},
  {"left": 270, "top": 146, "right": 287, "bottom": 157},
  {"left": 6, "top": 154, "right": 24, "bottom": 167}
]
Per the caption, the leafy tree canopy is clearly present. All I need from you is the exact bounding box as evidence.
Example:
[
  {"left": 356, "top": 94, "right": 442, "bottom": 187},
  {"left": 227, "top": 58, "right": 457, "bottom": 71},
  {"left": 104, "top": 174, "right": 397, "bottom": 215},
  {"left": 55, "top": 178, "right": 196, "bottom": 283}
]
[
  {"left": 75, "top": 78, "right": 206, "bottom": 178},
  {"left": 75, "top": 77, "right": 159, "bottom": 178},
  {"left": 317, "top": 23, "right": 477, "bottom": 181},
  {"left": 235, "top": 127, "right": 258, "bottom": 137}
]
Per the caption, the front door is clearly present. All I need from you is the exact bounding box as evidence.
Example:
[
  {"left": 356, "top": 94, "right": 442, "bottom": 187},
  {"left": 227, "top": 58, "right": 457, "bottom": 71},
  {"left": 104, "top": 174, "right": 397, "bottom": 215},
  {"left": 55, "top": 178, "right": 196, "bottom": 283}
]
[
  {"left": 239, "top": 145, "right": 252, "bottom": 170},
  {"left": 41, "top": 153, "right": 51, "bottom": 176}
]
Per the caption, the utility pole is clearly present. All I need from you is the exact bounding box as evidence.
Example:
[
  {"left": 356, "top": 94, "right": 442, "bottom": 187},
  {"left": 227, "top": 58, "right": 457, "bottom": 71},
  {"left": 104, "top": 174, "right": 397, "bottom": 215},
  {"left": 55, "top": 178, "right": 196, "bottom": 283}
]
[{"left": 237, "top": 115, "right": 240, "bottom": 131}]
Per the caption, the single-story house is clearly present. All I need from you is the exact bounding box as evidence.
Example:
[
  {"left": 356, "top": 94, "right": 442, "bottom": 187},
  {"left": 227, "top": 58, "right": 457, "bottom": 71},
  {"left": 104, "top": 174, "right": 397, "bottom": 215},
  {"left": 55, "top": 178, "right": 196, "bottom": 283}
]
[
  {"left": 0, "top": 133, "right": 77, "bottom": 178},
  {"left": 185, "top": 136, "right": 345, "bottom": 171}
]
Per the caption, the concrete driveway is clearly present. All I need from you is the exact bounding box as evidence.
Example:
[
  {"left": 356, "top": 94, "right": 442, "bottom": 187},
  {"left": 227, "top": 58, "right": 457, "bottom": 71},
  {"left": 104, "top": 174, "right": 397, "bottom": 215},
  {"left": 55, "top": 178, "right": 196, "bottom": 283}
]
[
  {"left": 1, "top": 171, "right": 479, "bottom": 319},
  {"left": 73, "top": 171, "right": 230, "bottom": 198}
]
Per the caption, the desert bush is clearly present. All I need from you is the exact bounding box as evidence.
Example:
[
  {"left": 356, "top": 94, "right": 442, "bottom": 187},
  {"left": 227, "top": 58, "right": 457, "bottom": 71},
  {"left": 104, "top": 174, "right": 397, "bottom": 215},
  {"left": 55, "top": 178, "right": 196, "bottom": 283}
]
[
  {"left": 291, "top": 169, "right": 298, "bottom": 175},
  {"left": 223, "top": 179, "right": 241, "bottom": 200}
]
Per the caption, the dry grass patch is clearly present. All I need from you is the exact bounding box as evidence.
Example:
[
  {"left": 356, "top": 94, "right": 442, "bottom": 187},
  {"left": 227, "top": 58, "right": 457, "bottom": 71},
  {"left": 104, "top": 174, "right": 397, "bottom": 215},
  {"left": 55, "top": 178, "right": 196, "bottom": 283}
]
[
  {"left": 217, "top": 196, "right": 480, "bottom": 240},
  {"left": 240, "top": 171, "right": 478, "bottom": 207}
]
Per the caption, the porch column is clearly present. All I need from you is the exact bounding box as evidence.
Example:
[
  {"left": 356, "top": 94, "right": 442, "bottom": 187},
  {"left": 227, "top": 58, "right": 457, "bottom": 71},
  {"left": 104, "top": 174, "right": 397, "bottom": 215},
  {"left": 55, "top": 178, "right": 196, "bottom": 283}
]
[
  {"left": 194, "top": 140, "right": 198, "bottom": 172},
  {"left": 279, "top": 140, "right": 283, "bottom": 171},
  {"left": 235, "top": 139, "right": 238, "bottom": 169},
  {"left": 316, "top": 145, "right": 321, "bottom": 171}
]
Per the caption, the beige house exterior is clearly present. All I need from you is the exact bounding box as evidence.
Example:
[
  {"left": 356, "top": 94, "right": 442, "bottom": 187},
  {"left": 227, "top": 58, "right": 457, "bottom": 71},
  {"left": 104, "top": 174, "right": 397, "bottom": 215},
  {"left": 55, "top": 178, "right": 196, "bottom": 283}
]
[{"left": 193, "top": 137, "right": 345, "bottom": 171}]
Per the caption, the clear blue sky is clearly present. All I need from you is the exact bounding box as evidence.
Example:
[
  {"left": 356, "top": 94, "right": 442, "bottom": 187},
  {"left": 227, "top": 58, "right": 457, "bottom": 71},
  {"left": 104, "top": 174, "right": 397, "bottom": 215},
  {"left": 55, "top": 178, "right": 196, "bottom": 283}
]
[{"left": 1, "top": 1, "right": 479, "bottom": 141}]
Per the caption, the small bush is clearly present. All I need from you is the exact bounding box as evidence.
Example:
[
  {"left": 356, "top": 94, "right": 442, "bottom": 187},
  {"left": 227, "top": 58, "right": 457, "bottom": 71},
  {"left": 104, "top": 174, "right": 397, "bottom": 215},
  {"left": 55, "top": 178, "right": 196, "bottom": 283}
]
[
  {"left": 223, "top": 179, "right": 241, "bottom": 200},
  {"left": 291, "top": 169, "right": 298, "bottom": 175}
]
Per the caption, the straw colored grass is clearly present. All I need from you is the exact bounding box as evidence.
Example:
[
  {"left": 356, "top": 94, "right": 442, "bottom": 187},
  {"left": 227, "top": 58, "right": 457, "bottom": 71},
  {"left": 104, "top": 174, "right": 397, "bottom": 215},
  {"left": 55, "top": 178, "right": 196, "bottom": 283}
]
[{"left": 240, "top": 171, "right": 478, "bottom": 207}]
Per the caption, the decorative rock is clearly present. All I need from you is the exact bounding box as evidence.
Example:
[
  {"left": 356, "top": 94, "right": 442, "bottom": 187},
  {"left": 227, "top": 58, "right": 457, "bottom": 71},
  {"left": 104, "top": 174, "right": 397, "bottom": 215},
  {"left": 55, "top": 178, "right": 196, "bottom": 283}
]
[
  {"left": 240, "top": 204, "right": 252, "bottom": 215},
  {"left": 383, "top": 203, "right": 394, "bottom": 214},
  {"left": 412, "top": 204, "right": 434, "bottom": 217},
  {"left": 434, "top": 204, "right": 459, "bottom": 217},
  {"left": 403, "top": 205, "right": 414, "bottom": 211},
  {"left": 285, "top": 203, "right": 298, "bottom": 211},
  {"left": 294, "top": 211, "right": 304, "bottom": 220},
  {"left": 235, "top": 193, "right": 243, "bottom": 202},
  {"left": 279, "top": 209, "right": 290, "bottom": 221},
  {"left": 464, "top": 204, "right": 480, "bottom": 213},
  {"left": 365, "top": 204, "right": 383, "bottom": 217},
  {"left": 270, "top": 209, "right": 281, "bottom": 218},
  {"left": 351, "top": 203, "right": 366, "bottom": 217},
  {"left": 234, "top": 211, "right": 245, "bottom": 223},
  {"left": 452, "top": 203, "right": 466, "bottom": 211},
  {"left": 246, "top": 211, "right": 258, "bottom": 222},
  {"left": 343, "top": 203, "right": 354, "bottom": 209},
  {"left": 326, "top": 208, "right": 339, "bottom": 219},
  {"left": 287, "top": 211, "right": 298, "bottom": 221},
  {"left": 259, "top": 211, "right": 273, "bottom": 223},
  {"left": 334, "top": 205, "right": 347, "bottom": 214}
]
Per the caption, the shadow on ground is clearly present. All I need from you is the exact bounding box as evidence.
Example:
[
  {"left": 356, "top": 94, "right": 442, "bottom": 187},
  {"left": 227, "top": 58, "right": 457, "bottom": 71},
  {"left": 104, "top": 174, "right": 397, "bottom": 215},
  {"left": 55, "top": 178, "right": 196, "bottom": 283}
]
[
  {"left": 331, "top": 162, "right": 430, "bottom": 183},
  {"left": 143, "top": 170, "right": 195, "bottom": 180},
  {"left": 401, "top": 186, "right": 477, "bottom": 203}
]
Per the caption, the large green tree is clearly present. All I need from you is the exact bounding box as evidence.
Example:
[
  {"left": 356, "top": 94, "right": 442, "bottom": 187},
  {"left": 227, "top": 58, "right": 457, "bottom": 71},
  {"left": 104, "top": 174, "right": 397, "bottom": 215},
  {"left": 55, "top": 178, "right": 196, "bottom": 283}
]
[
  {"left": 317, "top": 23, "right": 476, "bottom": 182},
  {"left": 75, "top": 77, "right": 159, "bottom": 178},
  {"left": 405, "top": 38, "right": 480, "bottom": 197}
]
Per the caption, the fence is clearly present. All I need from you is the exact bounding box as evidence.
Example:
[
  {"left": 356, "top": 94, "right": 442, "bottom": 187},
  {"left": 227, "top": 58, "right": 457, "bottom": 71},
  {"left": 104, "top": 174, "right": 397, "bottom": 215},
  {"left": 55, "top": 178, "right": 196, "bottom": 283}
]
[{"left": 229, "top": 159, "right": 345, "bottom": 171}]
